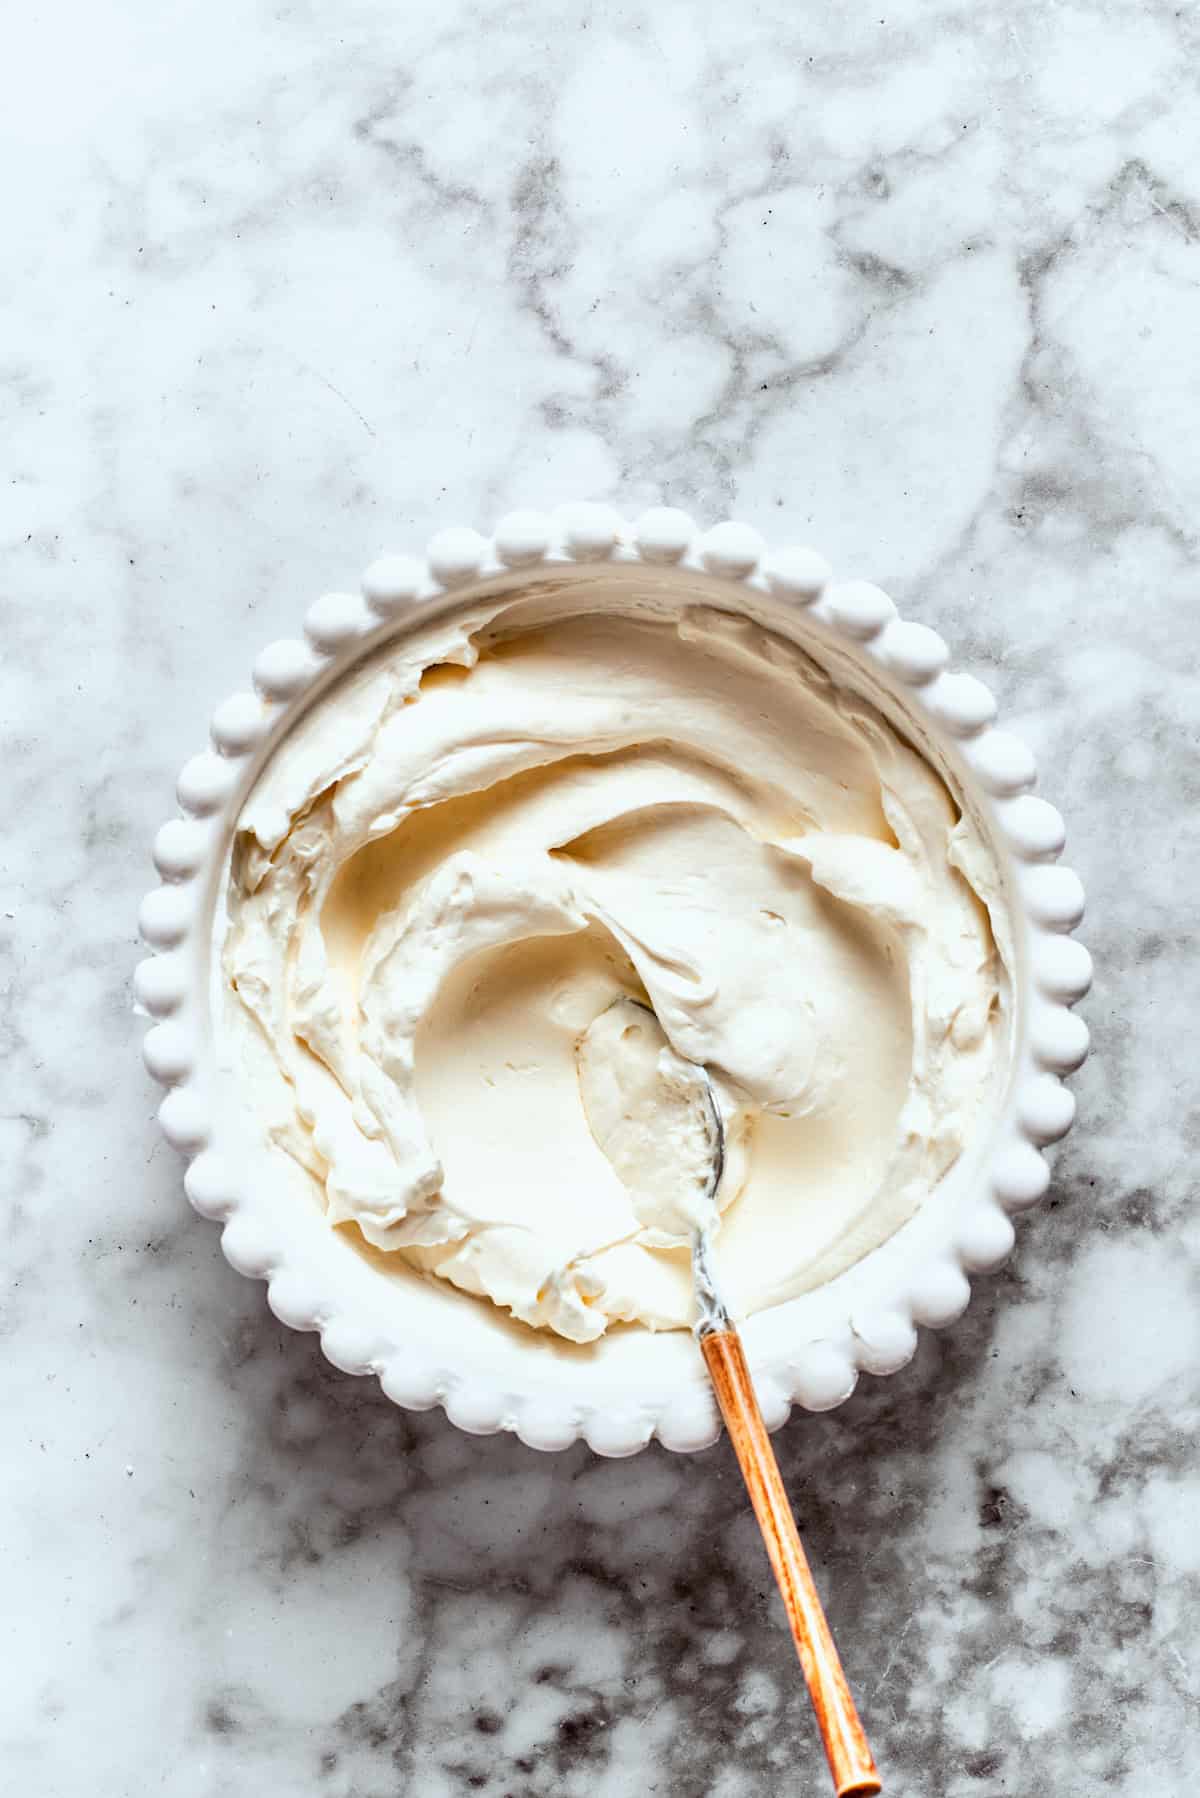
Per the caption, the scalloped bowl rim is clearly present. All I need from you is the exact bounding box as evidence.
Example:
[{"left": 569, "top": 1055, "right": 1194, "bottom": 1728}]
[{"left": 135, "top": 505, "right": 1090, "bottom": 1457}]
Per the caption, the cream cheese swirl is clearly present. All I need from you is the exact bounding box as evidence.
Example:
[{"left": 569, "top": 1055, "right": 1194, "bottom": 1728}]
[{"left": 223, "top": 594, "right": 1009, "bottom": 1342}]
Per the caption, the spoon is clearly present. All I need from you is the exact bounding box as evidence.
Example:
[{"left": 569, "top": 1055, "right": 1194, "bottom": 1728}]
[{"left": 595, "top": 999, "right": 882, "bottom": 1796}]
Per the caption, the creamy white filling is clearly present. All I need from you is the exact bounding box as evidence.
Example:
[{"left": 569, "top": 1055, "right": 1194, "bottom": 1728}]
[
  {"left": 576, "top": 997, "right": 736, "bottom": 1247},
  {"left": 222, "top": 593, "right": 1009, "bottom": 1342}
]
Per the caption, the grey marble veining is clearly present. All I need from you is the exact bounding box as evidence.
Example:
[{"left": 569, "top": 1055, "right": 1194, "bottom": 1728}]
[{"left": 3, "top": 0, "right": 1198, "bottom": 1792}]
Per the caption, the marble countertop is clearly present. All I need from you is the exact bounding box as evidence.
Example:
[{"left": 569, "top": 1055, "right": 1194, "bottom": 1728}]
[{"left": 5, "top": 0, "right": 1197, "bottom": 1792}]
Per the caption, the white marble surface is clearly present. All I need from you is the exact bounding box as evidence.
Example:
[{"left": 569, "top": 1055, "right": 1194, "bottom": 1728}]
[{"left": 4, "top": 0, "right": 1197, "bottom": 1791}]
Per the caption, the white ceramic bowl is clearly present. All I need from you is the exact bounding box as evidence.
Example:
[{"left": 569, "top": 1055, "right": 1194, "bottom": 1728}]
[{"left": 136, "top": 506, "right": 1090, "bottom": 1456}]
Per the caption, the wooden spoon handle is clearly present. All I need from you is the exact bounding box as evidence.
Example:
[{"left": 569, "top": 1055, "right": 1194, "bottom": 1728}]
[{"left": 701, "top": 1327, "right": 882, "bottom": 1797}]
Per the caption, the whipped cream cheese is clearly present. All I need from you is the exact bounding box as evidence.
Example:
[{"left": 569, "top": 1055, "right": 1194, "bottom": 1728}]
[{"left": 222, "top": 587, "right": 1010, "bottom": 1343}]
